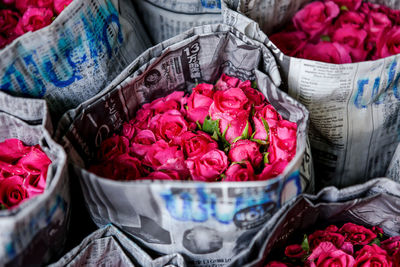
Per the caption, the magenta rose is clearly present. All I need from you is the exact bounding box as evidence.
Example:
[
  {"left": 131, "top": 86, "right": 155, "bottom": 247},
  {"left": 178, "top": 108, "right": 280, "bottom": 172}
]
[
  {"left": 228, "top": 140, "right": 262, "bottom": 168},
  {"left": 21, "top": 7, "right": 54, "bottom": 33},
  {"left": 180, "top": 131, "right": 218, "bottom": 159},
  {"left": 334, "top": 11, "right": 365, "bottom": 29},
  {"left": 0, "top": 9, "right": 20, "bottom": 37},
  {"left": 17, "top": 145, "right": 52, "bottom": 177},
  {"left": 186, "top": 149, "right": 228, "bottom": 181},
  {"left": 0, "top": 160, "right": 26, "bottom": 178},
  {"left": 186, "top": 90, "right": 214, "bottom": 124},
  {"left": 308, "top": 242, "right": 355, "bottom": 267},
  {"left": 130, "top": 129, "right": 157, "bottom": 158},
  {"left": 121, "top": 122, "right": 135, "bottom": 141},
  {"left": 215, "top": 73, "right": 240, "bottom": 91},
  {"left": 269, "top": 31, "right": 308, "bottom": 57},
  {"left": 293, "top": 1, "right": 340, "bottom": 38},
  {"left": 209, "top": 87, "right": 250, "bottom": 121},
  {"left": 149, "top": 91, "right": 185, "bottom": 114},
  {"left": 0, "top": 176, "right": 28, "bottom": 208},
  {"left": 285, "top": 244, "right": 306, "bottom": 259},
  {"left": 267, "top": 120, "right": 297, "bottom": 164},
  {"left": 374, "top": 27, "right": 400, "bottom": 59},
  {"left": 192, "top": 83, "right": 215, "bottom": 98},
  {"left": 253, "top": 104, "right": 280, "bottom": 141},
  {"left": 299, "top": 41, "right": 352, "bottom": 64},
  {"left": 364, "top": 11, "right": 392, "bottom": 42},
  {"left": 97, "top": 135, "right": 129, "bottom": 161},
  {"left": 339, "top": 223, "right": 377, "bottom": 245},
  {"left": 258, "top": 159, "right": 288, "bottom": 180},
  {"left": 239, "top": 81, "right": 266, "bottom": 108},
  {"left": 23, "top": 173, "right": 47, "bottom": 197},
  {"left": 143, "top": 140, "right": 187, "bottom": 174},
  {"left": 54, "top": 0, "right": 73, "bottom": 15},
  {"left": 332, "top": 26, "right": 368, "bottom": 62},
  {"left": 381, "top": 236, "right": 400, "bottom": 256},
  {"left": 0, "top": 138, "right": 31, "bottom": 163},
  {"left": 264, "top": 261, "right": 289, "bottom": 267},
  {"left": 132, "top": 105, "right": 152, "bottom": 130},
  {"left": 144, "top": 170, "right": 182, "bottom": 180},
  {"left": 149, "top": 109, "right": 188, "bottom": 144},
  {"left": 308, "top": 229, "right": 345, "bottom": 250},
  {"left": 224, "top": 161, "right": 255, "bottom": 182},
  {"left": 219, "top": 115, "right": 252, "bottom": 144},
  {"left": 355, "top": 244, "right": 393, "bottom": 267},
  {"left": 331, "top": 0, "right": 362, "bottom": 11}
]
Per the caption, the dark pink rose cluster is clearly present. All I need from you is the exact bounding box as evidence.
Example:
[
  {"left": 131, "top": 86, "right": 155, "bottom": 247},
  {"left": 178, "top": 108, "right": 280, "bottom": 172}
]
[
  {"left": 89, "top": 74, "right": 298, "bottom": 182},
  {"left": 264, "top": 222, "right": 400, "bottom": 267},
  {"left": 270, "top": 0, "right": 400, "bottom": 63},
  {"left": 0, "top": 138, "right": 52, "bottom": 210},
  {"left": 0, "top": 0, "right": 73, "bottom": 49}
]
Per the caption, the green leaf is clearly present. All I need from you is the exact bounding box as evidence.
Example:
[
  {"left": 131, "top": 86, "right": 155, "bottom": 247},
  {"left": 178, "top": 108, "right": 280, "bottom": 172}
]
[
  {"left": 211, "top": 131, "right": 219, "bottom": 141},
  {"left": 185, "top": 105, "right": 189, "bottom": 110},
  {"left": 0, "top": 203, "right": 6, "bottom": 210},
  {"left": 251, "top": 80, "right": 258, "bottom": 89},
  {"left": 195, "top": 120, "right": 202, "bottom": 130},
  {"left": 232, "top": 136, "right": 242, "bottom": 143},
  {"left": 261, "top": 117, "right": 270, "bottom": 142},
  {"left": 301, "top": 234, "right": 310, "bottom": 253},
  {"left": 202, "top": 116, "right": 218, "bottom": 134},
  {"left": 251, "top": 138, "right": 268, "bottom": 145},
  {"left": 340, "top": 5, "right": 349, "bottom": 11},
  {"left": 320, "top": 35, "right": 331, "bottom": 42},
  {"left": 369, "top": 238, "right": 381, "bottom": 246},
  {"left": 263, "top": 152, "right": 269, "bottom": 165},
  {"left": 241, "top": 121, "right": 250, "bottom": 139}
]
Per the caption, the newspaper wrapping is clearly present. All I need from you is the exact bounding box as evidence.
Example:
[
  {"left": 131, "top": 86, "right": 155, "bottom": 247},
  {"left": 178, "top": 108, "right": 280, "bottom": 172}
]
[
  {"left": 56, "top": 24, "right": 311, "bottom": 267},
  {"left": 0, "top": 92, "right": 69, "bottom": 266},
  {"left": 49, "top": 224, "right": 186, "bottom": 267},
  {"left": 0, "top": 0, "right": 151, "bottom": 120},
  {"left": 222, "top": 0, "right": 400, "bottom": 189},
  {"left": 228, "top": 177, "right": 400, "bottom": 266},
  {"left": 131, "top": 0, "right": 223, "bottom": 44}
]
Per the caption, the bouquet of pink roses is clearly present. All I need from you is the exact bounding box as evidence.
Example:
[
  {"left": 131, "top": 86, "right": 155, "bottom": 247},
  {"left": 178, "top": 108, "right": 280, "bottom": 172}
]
[
  {"left": 265, "top": 222, "right": 400, "bottom": 266},
  {"left": 269, "top": 0, "right": 400, "bottom": 63},
  {"left": 0, "top": 138, "right": 51, "bottom": 209},
  {"left": 0, "top": 0, "right": 73, "bottom": 49},
  {"left": 89, "top": 73, "right": 298, "bottom": 182}
]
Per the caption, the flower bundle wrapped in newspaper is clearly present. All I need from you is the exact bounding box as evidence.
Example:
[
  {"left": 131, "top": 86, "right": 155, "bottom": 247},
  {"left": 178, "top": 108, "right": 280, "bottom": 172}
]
[
  {"left": 265, "top": 223, "right": 399, "bottom": 266},
  {"left": 269, "top": 0, "right": 400, "bottom": 63},
  {"left": 89, "top": 74, "right": 297, "bottom": 182},
  {"left": 0, "top": 0, "right": 73, "bottom": 49},
  {"left": 0, "top": 138, "right": 51, "bottom": 209},
  {"left": 57, "top": 24, "right": 311, "bottom": 266}
]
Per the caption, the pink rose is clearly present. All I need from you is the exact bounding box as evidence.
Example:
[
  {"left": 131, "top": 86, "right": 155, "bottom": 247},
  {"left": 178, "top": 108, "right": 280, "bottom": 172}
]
[
  {"left": 299, "top": 41, "right": 352, "bottom": 64},
  {"left": 264, "top": 261, "right": 289, "bottom": 267},
  {"left": 293, "top": 1, "right": 340, "bottom": 38},
  {"left": 180, "top": 131, "right": 218, "bottom": 159},
  {"left": 355, "top": 244, "right": 393, "bottom": 267},
  {"left": 364, "top": 11, "right": 392, "bottom": 42},
  {"left": 186, "top": 149, "right": 228, "bottom": 181},
  {"left": 258, "top": 159, "right": 288, "bottom": 180},
  {"left": 228, "top": 140, "right": 262, "bottom": 168},
  {"left": 253, "top": 104, "right": 280, "bottom": 141},
  {"left": 381, "top": 236, "right": 400, "bottom": 256},
  {"left": 340, "top": 242, "right": 354, "bottom": 256},
  {"left": 332, "top": 26, "right": 368, "bottom": 62},
  {"left": 21, "top": 7, "right": 54, "bottom": 33},
  {"left": 186, "top": 91, "right": 214, "bottom": 124},
  {"left": 17, "top": 145, "right": 52, "bottom": 176},
  {"left": 308, "top": 229, "right": 345, "bottom": 250},
  {"left": 308, "top": 242, "right": 355, "bottom": 267},
  {"left": 0, "top": 176, "right": 28, "bottom": 209},
  {"left": 149, "top": 91, "right": 186, "bottom": 114},
  {"left": 215, "top": 73, "right": 240, "bottom": 90},
  {"left": 339, "top": 223, "right": 377, "bottom": 245},
  {"left": 0, "top": 9, "right": 20, "bottom": 37},
  {"left": 143, "top": 140, "right": 187, "bottom": 175},
  {"left": 23, "top": 173, "right": 47, "bottom": 197},
  {"left": 149, "top": 109, "right": 188, "bottom": 145},
  {"left": 54, "top": 0, "right": 73, "bottom": 15},
  {"left": 130, "top": 129, "right": 157, "bottom": 158},
  {"left": 285, "top": 244, "right": 306, "bottom": 258},
  {"left": 334, "top": 11, "right": 365, "bottom": 29},
  {"left": 97, "top": 135, "right": 129, "bottom": 161},
  {"left": 90, "top": 153, "right": 143, "bottom": 181},
  {"left": 192, "top": 83, "right": 215, "bottom": 98},
  {"left": 219, "top": 115, "right": 252, "bottom": 144},
  {"left": 209, "top": 87, "right": 250, "bottom": 121},
  {"left": 267, "top": 120, "right": 297, "bottom": 164},
  {"left": 121, "top": 122, "right": 135, "bottom": 141},
  {"left": 0, "top": 160, "right": 26, "bottom": 178},
  {"left": 0, "top": 139, "right": 31, "bottom": 163},
  {"left": 224, "top": 161, "right": 255, "bottom": 181},
  {"left": 374, "top": 27, "right": 400, "bottom": 59},
  {"left": 239, "top": 82, "right": 266, "bottom": 108},
  {"left": 132, "top": 106, "right": 153, "bottom": 130},
  {"left": 331, "top": 0, "right": 362, "bottom": 11},
  {"left": 269, "top": 31, "right": 308, "bottom": 57},
  {"left": 144, "top": 170, "right": 182, "bottom": 180}
]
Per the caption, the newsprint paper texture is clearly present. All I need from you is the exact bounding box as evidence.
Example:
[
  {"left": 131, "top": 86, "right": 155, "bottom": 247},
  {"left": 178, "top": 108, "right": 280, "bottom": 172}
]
[
  {"left": 57, "top": 24, "right": 311, "bottom": 267},
  {"left": 223, "top": 0, "right": 400, "bottom": 189},
  {"left": 0, "top": 0, "right": 151, "bottom": 120},
  {"left": 0, "top": 92, "right": 69, "bottom": 266}
]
